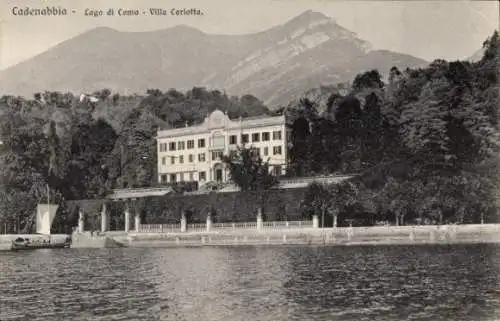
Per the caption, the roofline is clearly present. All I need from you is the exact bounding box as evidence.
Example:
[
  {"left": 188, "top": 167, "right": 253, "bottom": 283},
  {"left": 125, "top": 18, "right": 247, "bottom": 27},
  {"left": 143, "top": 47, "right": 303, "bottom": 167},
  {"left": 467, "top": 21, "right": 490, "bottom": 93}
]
[{"left": 156, "top": 113, "right": 286, "bottom": 139}]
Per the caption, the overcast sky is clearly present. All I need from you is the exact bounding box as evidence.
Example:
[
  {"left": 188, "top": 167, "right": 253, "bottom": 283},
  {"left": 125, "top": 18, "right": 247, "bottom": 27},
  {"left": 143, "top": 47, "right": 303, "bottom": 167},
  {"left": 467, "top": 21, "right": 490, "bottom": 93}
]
[{"left": 0, "top": 0, "right": 498, "bottom": 70}]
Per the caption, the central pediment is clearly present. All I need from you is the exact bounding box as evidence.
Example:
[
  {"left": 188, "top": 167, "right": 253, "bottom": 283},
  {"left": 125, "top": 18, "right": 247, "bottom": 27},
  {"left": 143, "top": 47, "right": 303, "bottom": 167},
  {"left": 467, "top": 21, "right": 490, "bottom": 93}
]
[{"left": 204, "top": 110, "right": 229, "bottom": 129}]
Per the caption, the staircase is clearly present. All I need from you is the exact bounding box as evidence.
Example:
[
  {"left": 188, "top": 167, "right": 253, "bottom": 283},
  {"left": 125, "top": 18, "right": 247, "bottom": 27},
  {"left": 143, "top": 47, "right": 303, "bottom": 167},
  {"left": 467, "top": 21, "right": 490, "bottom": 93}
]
[{"left": 71, "top": 231, "right": 126, "bottom": 248}]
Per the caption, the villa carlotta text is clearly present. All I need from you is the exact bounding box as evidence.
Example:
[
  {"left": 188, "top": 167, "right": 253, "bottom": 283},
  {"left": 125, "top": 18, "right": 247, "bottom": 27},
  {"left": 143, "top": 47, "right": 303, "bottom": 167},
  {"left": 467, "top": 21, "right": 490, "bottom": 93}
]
[{"left": 149, "top": 8, "right": 204, "bottom": 16}]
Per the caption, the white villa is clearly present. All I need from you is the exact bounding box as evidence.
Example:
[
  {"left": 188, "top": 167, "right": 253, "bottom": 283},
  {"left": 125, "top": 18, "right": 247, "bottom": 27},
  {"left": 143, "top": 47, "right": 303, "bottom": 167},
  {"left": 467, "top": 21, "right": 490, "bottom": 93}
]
[{"left": 155, "top": 110, "right": 290, "bottom": 186}]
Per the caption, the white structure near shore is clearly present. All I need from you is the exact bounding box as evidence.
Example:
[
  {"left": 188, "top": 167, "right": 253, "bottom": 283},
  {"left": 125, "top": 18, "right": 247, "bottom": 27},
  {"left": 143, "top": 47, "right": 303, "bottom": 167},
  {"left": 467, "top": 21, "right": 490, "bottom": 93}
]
[{"left": 155, "top": 110, "right": 290, "bottom": 185}]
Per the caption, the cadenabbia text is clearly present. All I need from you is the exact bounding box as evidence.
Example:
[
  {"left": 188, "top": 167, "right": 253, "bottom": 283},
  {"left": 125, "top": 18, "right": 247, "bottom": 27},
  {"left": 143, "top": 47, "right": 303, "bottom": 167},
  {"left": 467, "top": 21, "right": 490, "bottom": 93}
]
[{"left": 11, "top": 6, "right": 68, "bottom": 16}]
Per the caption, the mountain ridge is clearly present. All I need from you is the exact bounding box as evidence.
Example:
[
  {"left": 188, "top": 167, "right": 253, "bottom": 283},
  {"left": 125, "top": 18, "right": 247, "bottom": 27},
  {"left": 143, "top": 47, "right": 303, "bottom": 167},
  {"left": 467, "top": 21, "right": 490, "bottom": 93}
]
[{"left": 0, "top": 10, "right": 428, "bottom": 107}]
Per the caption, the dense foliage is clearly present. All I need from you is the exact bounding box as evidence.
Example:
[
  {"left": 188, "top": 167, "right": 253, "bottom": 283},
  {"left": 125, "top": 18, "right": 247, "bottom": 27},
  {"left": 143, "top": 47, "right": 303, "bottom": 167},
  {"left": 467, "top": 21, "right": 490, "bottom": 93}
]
[
  {"left": 0, "top": 88, "right": 270, "bottom": 232},
  {"left": 222, "top": 146, "right": 279, "bottom": 192},
  {"left": 0, "top": 31, "right": 498, "bottom": 231},
  {"left": 299, "top": 31, "right": 499, "bottom": 226}
]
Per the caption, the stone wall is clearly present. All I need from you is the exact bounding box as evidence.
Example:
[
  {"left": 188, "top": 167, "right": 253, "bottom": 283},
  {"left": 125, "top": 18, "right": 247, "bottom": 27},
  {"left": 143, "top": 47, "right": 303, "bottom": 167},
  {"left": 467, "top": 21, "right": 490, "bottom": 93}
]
[{"left": 67, "top": 188, "right": 309, "bottom": 228}]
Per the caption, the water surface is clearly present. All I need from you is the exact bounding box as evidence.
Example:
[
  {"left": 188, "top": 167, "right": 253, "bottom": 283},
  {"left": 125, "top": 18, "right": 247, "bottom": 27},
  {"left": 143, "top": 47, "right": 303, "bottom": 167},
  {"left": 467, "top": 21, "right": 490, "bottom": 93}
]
[{"left": 1, "top": 244, "right": 499, "bottom": 321}]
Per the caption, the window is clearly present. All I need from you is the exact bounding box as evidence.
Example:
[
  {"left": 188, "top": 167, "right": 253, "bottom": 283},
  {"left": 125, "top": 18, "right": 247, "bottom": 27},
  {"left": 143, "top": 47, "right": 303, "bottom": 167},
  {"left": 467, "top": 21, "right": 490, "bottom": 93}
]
[
  {"left": 187, "top": 140, "right": 194, "bottom": 149},
  {"left": 180, "top": 173, "right": 185, "bottom": 181},
  {"left": 252, "top": 133, "right": 260, "bottom": 142},
  {"left": 272, "top": 131, "right": 282, "bottom": 140},
  {"left": 273, "top": 165, "right": 282, "bottom": 176},
  {"left": 178, "top": 141, "right": 185, "bottom": 150},
  {"left": 198, "top": 139, "right": 205, "bottom": 148},
  {"left": 189, "top": 172, "right": 194, "bottom": 181},
  {"left": 170, "top": 174, "right": 176, "bottom": 182},
  {"left": 198, "top": 153, "right": 206, "bottom": 162},
  {"left": 179, "top": 155, "right": 184, "bottom": 164},
  {"left": 188, "top": 154, "right": 194, "bottom": 163},
  {"left": 250, "top": 147, "right": 259, "bottom": 157},
  {"left": 170, "top": 156, "right": 175, "bottom": 164},
  {"left": 212, "top": 135, "right": 225, "bottom": 148},
  {"left": 162, "top": 157, "right": 166, "bottom": 165},
  {"left": 199, "top": 171, "right": 206, "bottom": 181},
  {"left": 262, "top": 132, "right": 270, "bottom": 141},
  {"left": 229, "top": 135, "right": 237, "bottom": 145},
  {"left": 229, "top": 150, "right": 238, "bottom": 159},
  {"left": 263, "top": 147, "right": 268, "bottom": 156},
  {"left": 212, "top": 151, "right": 223, "bottom": 161},
  {"left": 159, "top": 144, "right": 164, "bottom": 152},
  {"left": 241, "top": 134, "right": 249, "bottom": 144},
  {"left": 169, "top": 142, "right": 176, "bottom": 151},
  {"left": 273, "top": 146, "right": 282, "bottom": 155},
  {"left": 160, "top": 174, "right": 167, "bottom": 183}
]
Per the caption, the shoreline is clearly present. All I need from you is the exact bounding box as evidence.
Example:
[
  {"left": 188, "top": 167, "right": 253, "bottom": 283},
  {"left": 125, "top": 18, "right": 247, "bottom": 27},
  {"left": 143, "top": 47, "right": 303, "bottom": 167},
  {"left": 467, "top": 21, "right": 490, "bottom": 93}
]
[
  {"left": 116, "top": 224, "right": 500, "bottom": 248},
  {"left": 124, "top": 238, "right": 500, "bottom": 248},
  {"left": 2, "top": 224, "right": 500, "bottom": 250}
]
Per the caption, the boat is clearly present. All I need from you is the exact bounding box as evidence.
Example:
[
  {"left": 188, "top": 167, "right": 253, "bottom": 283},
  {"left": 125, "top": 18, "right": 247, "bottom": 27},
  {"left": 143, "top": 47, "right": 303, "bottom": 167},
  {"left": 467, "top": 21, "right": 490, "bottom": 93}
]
[
  {"left": 10, "top": 236, "right": 71, "bottom": 251},
  {"left": 9, "top": 147, "right": 72, "bottom": 252}
]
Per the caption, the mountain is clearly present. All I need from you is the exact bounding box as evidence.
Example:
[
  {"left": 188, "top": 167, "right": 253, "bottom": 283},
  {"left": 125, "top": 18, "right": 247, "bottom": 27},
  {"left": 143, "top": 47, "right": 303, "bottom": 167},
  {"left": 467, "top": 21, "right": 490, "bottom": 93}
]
[
  {"left": 467, "top": 47, "right": 485, "bottom": 62},
  {"left": 0, "top": 10, "right": 428, "bottom": 108}
]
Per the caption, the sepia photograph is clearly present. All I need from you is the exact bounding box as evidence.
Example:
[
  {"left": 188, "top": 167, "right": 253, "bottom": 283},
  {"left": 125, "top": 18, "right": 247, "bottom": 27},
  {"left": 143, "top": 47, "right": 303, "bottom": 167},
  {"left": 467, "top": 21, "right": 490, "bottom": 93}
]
[{"left": 0, "top": 0, "right": 499, "bottom": 320}]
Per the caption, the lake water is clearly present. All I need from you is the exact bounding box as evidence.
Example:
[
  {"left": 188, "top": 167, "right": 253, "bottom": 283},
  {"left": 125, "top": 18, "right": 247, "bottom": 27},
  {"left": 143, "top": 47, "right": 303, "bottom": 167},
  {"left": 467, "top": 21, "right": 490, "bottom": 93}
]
[{"left": 1, "top": 244, "right": 499, "bottom": 321}]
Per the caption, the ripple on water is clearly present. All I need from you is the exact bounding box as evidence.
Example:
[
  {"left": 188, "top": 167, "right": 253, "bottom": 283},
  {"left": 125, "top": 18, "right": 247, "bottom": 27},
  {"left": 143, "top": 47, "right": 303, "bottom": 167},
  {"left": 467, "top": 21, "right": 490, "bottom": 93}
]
[{"left": 0, "top": 244, "right": 499, "bottom": 321}]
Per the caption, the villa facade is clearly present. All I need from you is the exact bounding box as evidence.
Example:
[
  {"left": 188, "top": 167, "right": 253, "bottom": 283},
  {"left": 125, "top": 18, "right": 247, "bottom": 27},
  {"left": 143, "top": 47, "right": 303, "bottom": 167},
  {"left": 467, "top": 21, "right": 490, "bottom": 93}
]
[{"left": 155, "top": 110, "right": 290, "bottom": 185}]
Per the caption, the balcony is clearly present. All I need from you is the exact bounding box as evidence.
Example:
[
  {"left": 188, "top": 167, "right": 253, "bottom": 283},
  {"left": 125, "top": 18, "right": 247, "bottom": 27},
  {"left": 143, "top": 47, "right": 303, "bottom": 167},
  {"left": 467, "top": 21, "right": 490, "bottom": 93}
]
[
  {"left": 208, "top": 136, "right": 225, "bottom": 151},
  {"left": 208, "top": 143, "right": 225, "bottom": 151}
]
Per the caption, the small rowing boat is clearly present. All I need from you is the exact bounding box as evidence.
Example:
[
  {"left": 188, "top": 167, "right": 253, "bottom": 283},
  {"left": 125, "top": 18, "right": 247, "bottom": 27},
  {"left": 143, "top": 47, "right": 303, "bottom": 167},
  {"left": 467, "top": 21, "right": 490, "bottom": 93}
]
[{"left": 10, "top": 236, "right": 71, "bottom": 251}]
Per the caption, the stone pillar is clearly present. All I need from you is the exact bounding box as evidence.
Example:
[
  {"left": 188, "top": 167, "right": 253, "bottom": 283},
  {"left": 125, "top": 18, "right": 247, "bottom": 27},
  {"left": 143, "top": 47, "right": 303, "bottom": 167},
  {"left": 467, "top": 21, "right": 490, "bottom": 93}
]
[
  {"left": 101, "top": 203, "right": 108, "bottom": 233},
  {"left": 206, "top": 214, "right": 212, "bottom": 232},
  {"left": 134, "top": 214, "right": 141, "bottom": 232},
  {"left": 257, "top": 208, "right": 263, "bottom": 230},
  {"left": 181, "top": 212, "right": 187, "bottom": 232},
  {"left": 124, "top": 203, "right": 131, "bottom": 233},
  {"left": 78, "top": 209, "right": 84, "bottom": 233},
  {"left": 409, "top": 229, "right": 415, "bottom": 241},
  {"left": 312, "top": 215, "right": 319, "bottom": 229}
]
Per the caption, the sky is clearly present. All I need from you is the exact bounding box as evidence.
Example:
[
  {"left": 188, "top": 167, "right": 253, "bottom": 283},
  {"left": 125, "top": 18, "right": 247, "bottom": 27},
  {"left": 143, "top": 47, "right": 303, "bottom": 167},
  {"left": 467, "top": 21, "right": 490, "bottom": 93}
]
[{"left": 0, "top": 0, "right": 498, "bottom": 70}]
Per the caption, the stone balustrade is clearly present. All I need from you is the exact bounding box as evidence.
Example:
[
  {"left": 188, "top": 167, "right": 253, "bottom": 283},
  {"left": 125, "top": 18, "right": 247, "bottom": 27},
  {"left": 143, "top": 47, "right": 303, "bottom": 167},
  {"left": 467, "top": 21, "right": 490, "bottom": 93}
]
[
  {"left": 138, "top": 219, "right": 314, "bottom": 233},
  {"left": 75, "top": 202, "right": 318, "bottom": 234}
]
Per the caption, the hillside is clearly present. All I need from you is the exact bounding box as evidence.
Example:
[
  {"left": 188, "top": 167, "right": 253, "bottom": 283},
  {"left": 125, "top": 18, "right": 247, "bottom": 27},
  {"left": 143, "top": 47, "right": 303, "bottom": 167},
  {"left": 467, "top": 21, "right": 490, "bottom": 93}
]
[{"left": 0, "top": 10, "right": 427, "bottom": 108}]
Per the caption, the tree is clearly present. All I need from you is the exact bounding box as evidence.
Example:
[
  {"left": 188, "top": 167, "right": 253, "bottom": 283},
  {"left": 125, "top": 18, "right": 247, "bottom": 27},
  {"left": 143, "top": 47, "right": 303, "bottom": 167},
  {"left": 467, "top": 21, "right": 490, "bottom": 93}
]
[
  {"left": 481, "top": 30, "right": 499, "bottom": 62},
  {"left": 222, "top": 146, "right": 278, "bottom": 192},
  {"left": 288, "top": 117, "right": 311, "bottom": 176},
  {"left": 353, "top": 69, "right": 384, "bottom": 91},
  {"left": 222, "top": 146, "right": 279, "bottom": 217},
  {"left": 301, "top": 182, "right": 331, "bottom": 227},
  {"left": 328, "top": 181, "right": 359, "bottom": 227}
]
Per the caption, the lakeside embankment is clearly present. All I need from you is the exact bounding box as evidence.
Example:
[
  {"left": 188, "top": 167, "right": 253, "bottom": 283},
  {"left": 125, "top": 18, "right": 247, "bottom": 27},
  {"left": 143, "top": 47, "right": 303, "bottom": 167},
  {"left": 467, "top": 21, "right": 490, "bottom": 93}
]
[
  {"left": 108, "top": 224, "right": 500, "bottom": 248},
  {"left": 2, "top": 225, "right": 499, "bottom": 250}
]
